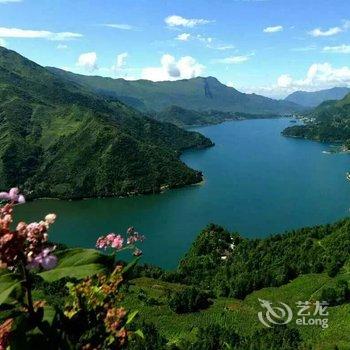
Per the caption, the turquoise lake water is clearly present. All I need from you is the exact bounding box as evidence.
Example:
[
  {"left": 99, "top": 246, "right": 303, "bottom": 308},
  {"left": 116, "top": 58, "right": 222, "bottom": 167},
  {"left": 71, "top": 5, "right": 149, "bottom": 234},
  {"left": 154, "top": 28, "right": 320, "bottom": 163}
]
[{"left": 15, "top": 118, "right": 350, "bottom": 269}]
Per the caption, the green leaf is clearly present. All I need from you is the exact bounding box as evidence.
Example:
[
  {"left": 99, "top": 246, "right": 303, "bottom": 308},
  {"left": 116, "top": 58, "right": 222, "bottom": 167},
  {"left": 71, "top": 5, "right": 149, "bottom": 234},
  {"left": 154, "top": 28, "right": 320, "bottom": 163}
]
[
  {"left": 42, "top": 305, "right": 56, "bottom": 324},
  {"left": 126, "top": 310, "right": 138, "bottom": 325},
  {"left": 0, "top": 268, "right": 23, "bottom": 305},
  {"left": 134, "top": 329, "right": 144, "bottom": 339},
  {"left": 38, "top": 248, "right": 113, "bottom": 282}
]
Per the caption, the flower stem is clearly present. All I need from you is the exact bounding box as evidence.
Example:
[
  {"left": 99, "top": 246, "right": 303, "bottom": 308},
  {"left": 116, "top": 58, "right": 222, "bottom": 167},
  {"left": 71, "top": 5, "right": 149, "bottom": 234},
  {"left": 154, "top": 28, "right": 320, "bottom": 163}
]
[
  {"left": 111, "top": 245, "right": 135, "bottom": 276},
  {"left": 20, "top": 260, "right": 35, "bottom": 317}
]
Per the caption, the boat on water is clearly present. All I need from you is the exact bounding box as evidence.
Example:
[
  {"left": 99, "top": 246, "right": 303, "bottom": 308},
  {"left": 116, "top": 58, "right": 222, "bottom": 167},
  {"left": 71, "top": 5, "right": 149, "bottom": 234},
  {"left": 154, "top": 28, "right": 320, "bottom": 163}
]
[{"left": 346, "top": 172, "right": 350, "bottom": 181}]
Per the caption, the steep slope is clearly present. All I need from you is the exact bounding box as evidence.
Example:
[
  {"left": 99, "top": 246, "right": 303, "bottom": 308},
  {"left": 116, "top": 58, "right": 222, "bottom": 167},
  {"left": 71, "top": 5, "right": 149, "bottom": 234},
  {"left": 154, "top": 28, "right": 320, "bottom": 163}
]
[
  {"left": 282, "top": 92, "right": 350, "bottom": 144},
  {"left": 285, "top": 87, "right": 350, "bottom": 107},
  {"left": 48, "top": 68, "right": 303, "bottom": 115},
  {"left": 0, "top": 47, "right": 213, "bottom": 199}
]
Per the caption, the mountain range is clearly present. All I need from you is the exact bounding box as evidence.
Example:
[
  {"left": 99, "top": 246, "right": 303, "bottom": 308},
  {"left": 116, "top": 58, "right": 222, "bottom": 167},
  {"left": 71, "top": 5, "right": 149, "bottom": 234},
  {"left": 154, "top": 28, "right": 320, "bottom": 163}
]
[
  {"left": 0, "top": 47, "right": 212, "bottom": 199},
  {"left": 3, "top": 46, "right": 347, "bottom": 200},
  {"left": 48, "top": 67, "right": 303, "bottom": 115},
  {"left": 285, "top": 87, "right": 350, "bottom": 107}
]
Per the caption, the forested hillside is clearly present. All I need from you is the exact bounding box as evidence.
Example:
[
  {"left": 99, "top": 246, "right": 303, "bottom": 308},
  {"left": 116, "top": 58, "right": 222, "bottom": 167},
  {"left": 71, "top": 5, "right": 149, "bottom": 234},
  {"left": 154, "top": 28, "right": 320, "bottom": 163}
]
[
  {"left": 283, "top": 92, "right": 350, "bottom": 146},
  {"left": 0, "top": 47, "right": 212, "bottom": 199}
]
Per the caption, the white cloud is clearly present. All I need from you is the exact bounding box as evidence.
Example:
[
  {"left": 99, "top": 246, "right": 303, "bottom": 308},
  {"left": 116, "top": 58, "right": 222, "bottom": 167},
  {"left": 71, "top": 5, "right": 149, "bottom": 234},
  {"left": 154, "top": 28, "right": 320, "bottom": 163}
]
[
  {"left": 176, "top": 33, "right": 214, "bottom": 46},
  {"left": 0, "top": 38, "right": 6, "bottom": 47},
  {"left": 277, "top": 63, "right": 350, "bottom": 90},
  {"left": 77, "top": 52, "right": 98, "bottom": 72},
  {"left": 309, "top": 26, "right": 342, "bottom": 37},
  {"left": 0, "top": 0, "right": 21, "bottom": 3},
  {"left": 309, "top": 20, "right": 350, "bottom": 37},
  {"left": 323, "top": 44, "right": 350, "bottom": 54},
  {"left": 196, "top": 34, "right": 212, "bottom": 44},
  {"left": 176, "top": 33, "right": 190, "bottom": 41},
  {"left": 226, "top": 81, "right": 235, "bottom": 88},
  {"left": 177, "top": 56, "right": 204, "bottom": 79},
  {"left": 290, "top": 45, "right": 316, "bottom": 52},
  {"left": 263, "top": 25, "right": 283, "bottom": 33},
  {"left": 0, "top": 27, "right": 82, "bottom": 41},
  {"left": 244, "top": 62, "right": 350, "bottom": 98},
  {"left": 277, "top": 74, "right": 293, "bottom": 88},
  {"left": 215, "top": 55, "right": 251, "bottom": 64},
  {"left": 141, "top": 54, "right": 204, "bottom": 81},
  {"left": 56, "top": 43, "right": 68, "bottom": 50},
  {"left": 103, "top": 24, "right": 135, "bottom": 30},
  {"left": 116, "top": 52, "right": 128, "bottom": 68},
  {"left": 214, "top": 44, "right": 235, "bottom": 51},
  {"left": 175, "top": 32, "right": 233, "bottom": 50},
  {"left": 51, "top": 32, "right": 82, "bottom": 41},
  {"left": 165, "top": 15, "right": 213, "bottom": 28}
]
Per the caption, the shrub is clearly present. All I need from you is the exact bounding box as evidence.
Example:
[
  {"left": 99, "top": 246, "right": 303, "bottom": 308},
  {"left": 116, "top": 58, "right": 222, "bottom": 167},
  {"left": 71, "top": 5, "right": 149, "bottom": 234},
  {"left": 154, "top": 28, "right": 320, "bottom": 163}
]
[
  {"left": 321, "top": 280, "right": 350, "bottom": 306},
  {"left": 168, "top": 287, "right": 211, "bottom": 314}
]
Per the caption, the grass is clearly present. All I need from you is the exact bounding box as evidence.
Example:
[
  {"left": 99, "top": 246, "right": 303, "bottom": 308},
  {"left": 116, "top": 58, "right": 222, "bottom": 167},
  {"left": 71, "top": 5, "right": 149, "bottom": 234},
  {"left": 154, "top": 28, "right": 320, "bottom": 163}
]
[{"left": 123, "top": 274, "right": 350, "bottom": 349}]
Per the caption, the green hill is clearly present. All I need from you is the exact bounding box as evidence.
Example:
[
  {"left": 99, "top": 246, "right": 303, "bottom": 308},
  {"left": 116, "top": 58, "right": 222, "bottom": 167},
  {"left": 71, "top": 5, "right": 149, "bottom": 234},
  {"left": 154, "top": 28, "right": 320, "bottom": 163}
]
[
  {"left": 282, "top": 92, "right": 350, "bottom": 145},
  {"left": 124, "top": 218, "right": 350, "bottom": 349},
  {"left": 48, "top": 68, "right": 303, "bottom": 115},
  {"left": 176, "top": 221, "right": 350, "bottom": 298},
  {"left": 123, "top": 274, "right": 350, "bottom": 349},
  {"left": 0, "top": 47, "right": 213, "bottom": 199}
]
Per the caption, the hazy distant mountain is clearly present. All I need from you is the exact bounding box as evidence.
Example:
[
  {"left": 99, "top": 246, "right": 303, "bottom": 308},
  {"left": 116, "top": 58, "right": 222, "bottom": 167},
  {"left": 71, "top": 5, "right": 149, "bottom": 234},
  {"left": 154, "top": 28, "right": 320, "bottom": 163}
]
[
  {"left": 151, "top": 105, "right": 283, "bottom": 128},
  {"left": 285, "top": 87, "right": 350, "bottom": 107},
  {"left": 0, "top": 47, "right": 212, "bottom": 199},
  {"left": 48, "top": 68, "right": 303, "bottom": 115}
]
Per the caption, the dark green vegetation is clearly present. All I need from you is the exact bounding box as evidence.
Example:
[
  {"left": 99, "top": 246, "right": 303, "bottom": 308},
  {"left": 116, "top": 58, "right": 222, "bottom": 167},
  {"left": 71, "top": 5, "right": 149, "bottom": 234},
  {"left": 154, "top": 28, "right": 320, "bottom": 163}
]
[
  {"left": 167, "top": 287, "right": 212, "bottom": 313},
  {"left": 0, "top": 47, "right": 213, "bottom": 199},
  {"left": 285, "top": 87, "right": 350, "bottom": 107},
  {"left": 283, "top": 92, "right": 350, "bottom": 145},
  {"left": 5, "top": 218, "right": 350, "bottom": 348},
  {"left": 149, "top": 105, "right": 280, "bottom": 128},
  {"left": 124, "top": 218, "right": 350, "bottom": 349},
  {"left": 320, "top": 279, "right": 350, "bottom": 306},
  {"left": 48, "top": 67, "right": 303, "bottom": 115},
  {"left": 171, "top": 221, "right": 350, "bottom": 298}
]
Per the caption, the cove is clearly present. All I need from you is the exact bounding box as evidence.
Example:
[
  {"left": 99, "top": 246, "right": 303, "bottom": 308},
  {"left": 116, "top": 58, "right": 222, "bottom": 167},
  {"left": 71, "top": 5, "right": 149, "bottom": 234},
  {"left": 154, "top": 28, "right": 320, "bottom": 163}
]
[{"left": 15, "top": 118, "right": 350, "bottom": 269}]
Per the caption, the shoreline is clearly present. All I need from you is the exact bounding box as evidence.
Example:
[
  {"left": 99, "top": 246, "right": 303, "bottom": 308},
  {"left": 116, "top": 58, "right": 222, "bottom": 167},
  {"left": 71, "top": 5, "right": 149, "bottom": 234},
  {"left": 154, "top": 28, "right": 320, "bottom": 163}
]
[{"left": 24, "top": 174, "right": 207, "bottom": 203}]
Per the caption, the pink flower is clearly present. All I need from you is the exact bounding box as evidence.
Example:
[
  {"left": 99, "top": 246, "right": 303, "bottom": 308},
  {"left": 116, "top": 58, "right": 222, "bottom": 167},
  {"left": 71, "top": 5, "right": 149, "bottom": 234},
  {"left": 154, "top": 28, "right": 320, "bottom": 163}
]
[
  {"left": 111, "top": 235, "right": 123, "bottom": 249},
  {"left": 0, "top": 190, "right": 56, "bottom": 270},
  {"left": 0, "top": 188, "right": 25, "bottom": 204},
  {"left": 96, "top": 233, "right": 124, "bottom": 250},
  {"left": 126, "top": 231, "right": 145, "bottom": 245}
]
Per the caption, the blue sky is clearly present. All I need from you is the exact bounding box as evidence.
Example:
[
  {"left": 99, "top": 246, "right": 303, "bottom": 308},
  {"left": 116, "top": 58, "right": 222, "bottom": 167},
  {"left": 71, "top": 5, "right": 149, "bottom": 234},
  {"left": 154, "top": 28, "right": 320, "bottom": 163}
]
[{"left": 1, "top": 0, "right": 350, "bottom": 98}]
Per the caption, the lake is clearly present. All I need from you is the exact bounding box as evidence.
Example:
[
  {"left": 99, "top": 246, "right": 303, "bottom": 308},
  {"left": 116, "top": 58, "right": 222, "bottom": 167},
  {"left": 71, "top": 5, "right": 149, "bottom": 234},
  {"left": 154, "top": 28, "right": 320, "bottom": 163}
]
[{"left": 15, "top": 118, "right": 350, "bottom": 269}]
